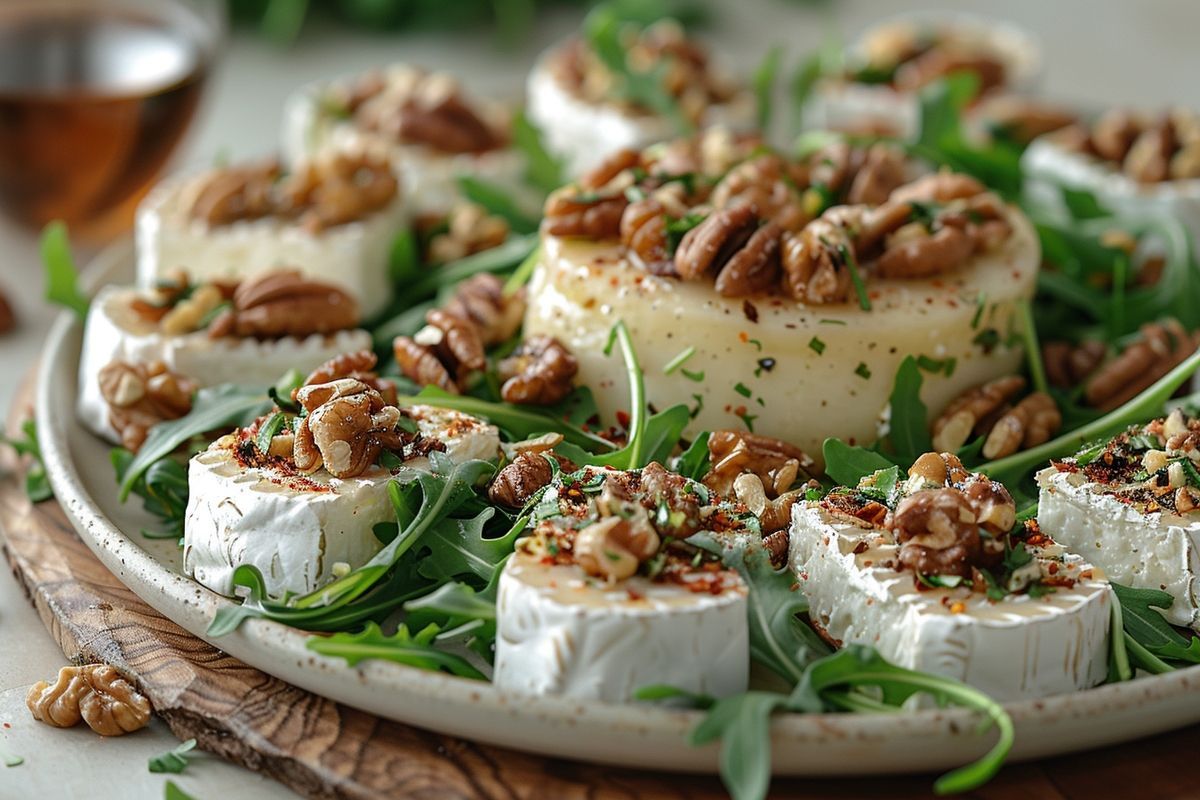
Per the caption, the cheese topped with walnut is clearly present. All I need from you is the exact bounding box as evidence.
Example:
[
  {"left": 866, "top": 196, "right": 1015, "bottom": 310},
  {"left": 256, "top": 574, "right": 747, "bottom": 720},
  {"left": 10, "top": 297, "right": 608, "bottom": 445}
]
[
  {"left": 282, "top": 64, "right": 523, "bottom": 214},
  {"left": 790, "top": 452, "right": 1111, "bottom": 701},
  {"left": 526, "top": 20, "right": 754, "bottom": 177},
  {"left": 524, "top": 131, "right": 1041, "bottom": 460},
  {"left": 76, "top": 272, "right": 371, "bottom": 448},
  {"left": 136, "top": 150, "right": 407, "bottom": 317},
  {"left": 492, "top": 462, "right": 751, "bottom": 702},
  {"left": 1037, "top": 409, "right": 1200, "bottom": 629},
  {"left": 184, "top": 358, "right": 502, "bottom": 598}
]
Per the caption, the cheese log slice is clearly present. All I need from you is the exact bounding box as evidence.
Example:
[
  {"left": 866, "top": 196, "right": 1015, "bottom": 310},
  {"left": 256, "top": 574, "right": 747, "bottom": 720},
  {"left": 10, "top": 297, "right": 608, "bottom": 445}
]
[
  {"left": 524, "top": 205, "right": 1039, "bottom": 464},
  {"left": 77, "top": 285, "right": 372, "bottom": 444},
  {"left": 789, "top": 502, "right": 1111, "bottom": 701},
  {"left": 493, "top": 553, "right": 749, "bottom": 702},
  {"left": 1023, "top": 137, "right": 1200, "bottom": 245},
  {"left": 183, "top": 404, "right": 502, "bottom": 599},
  {"left": 806, "top": 14, "right": 1041, "bottom": 139},
  {"left": 135, "top": 169, "right": 407, "bottom": 318},
  {"left": 1037, "top": 467, "right": 1200, "bottom": 629},
  {"left": 280, "top": 76, "right": 525, "bottom": 216},
  {"left": 525, "top": 56, "right": 755, "bottom": 179}
]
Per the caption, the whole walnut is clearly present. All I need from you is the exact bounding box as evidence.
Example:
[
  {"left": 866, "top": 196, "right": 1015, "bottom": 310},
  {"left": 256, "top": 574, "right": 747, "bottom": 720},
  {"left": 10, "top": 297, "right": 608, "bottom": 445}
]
[{"left": 891, "top": 489, "right": 981, "bottom": 578}]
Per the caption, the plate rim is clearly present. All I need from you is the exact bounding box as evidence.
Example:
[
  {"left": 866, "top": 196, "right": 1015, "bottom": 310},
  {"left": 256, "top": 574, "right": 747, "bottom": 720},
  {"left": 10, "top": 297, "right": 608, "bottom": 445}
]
[{"left": 31, "top": 240, "right": 1200, "bottom": 778}]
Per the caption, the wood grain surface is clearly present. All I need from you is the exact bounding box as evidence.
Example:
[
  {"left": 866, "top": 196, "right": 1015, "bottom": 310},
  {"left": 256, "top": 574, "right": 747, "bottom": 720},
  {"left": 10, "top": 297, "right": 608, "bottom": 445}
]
[{"left": 3, "top": 378, "right": 1200, "bottom": 800}]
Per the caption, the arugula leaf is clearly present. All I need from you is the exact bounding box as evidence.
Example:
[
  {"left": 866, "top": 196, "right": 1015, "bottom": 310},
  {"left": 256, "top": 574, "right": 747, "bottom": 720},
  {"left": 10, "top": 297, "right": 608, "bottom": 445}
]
[
  {"left": 884, "top": 356, "right": 931, "bottom": 465},
  {"left": 822, "top": 438, "right": 896, "bottom": 488},
  {"left": 1111, "top": 583, "right": 1200, "bottom": 664},
  {"left": 691, "top": 692, "right": 789, "bottom": 800},
  {"left": 405, "top": 234, "right": 538, "bottom": 299},
  {"left": 511, "top": 110, "right": 564, "bottom": 196},
  {"left": 306, "top": 621, "right": 485, "bottom": 679},
  {"left": 148, "top": 739, "right": 197, "bottom": 774},
  {"left": 40, "top": 221, "right": 89, "bottom": 319},
  {"left": 164, "top": 781, "right": 197, "bottom": 800},
  {"left": 1059, "top": 186, "right": 1109, "bottom": 220},
  {"left": 118, "top": 384, "right": 271, "bottom": 501},
  {"left": 1, "top": 419, "right": 51, "bottom": 502},
  {"left": 416, "top": 508, "right": 526, "bottom": 583},
  {"left": 455, "top": 176, "right": 539, "bottom": 234},
  {"left": 752, "top": 45, "right": 783, "bottom": 133},
  {"left": 255, "top": 412, "right": 286, "bottom": 456},
  {"left": 671, "top": 432, "right": 711, "bottom": 481},
  {"left": 633, "top": 684, "right": 716, "bottom": 707},
  {"left": 691, "top": 532, "right": 829, "bottom": 685},
  {"left": 2, "top": 748, "right": 23, "bottom": 768},
  {"left": 388, "top": 228, "right": 421, "bottom": 285},
  {"left": 113, "top": 449, "right": 189, "bottom": 540}
]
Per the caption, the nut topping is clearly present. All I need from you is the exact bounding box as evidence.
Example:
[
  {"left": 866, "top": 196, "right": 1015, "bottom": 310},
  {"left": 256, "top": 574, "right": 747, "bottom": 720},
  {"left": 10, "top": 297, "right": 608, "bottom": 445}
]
[
  {"left": 497, "top": 335, "right": 579, "bottom": 406},
  {"left": 441, "top": 273, "right": 527, "bottom": 347},
  {"left": 1084, "top": 319, "right": 1197, "bottom": 411},
  {"left": 98, "top": 361, "right": 196, "bottom": 452},
  {"left": 931, "top": 375, "right": 1027, "bottom": 453},
  {"left": 674, "top": 206, "right": 757, "bottom": 281},
  {"left": 293, "top": 379, "right": 408, "bottom": 478},
  {"left": 28, "top": 664, "right": 151, "bottom": 736},
  {"left": 574, "top": 514, "right": 661, "bottom": 582},
  {"left": 427, "top": 202, "right": 511, "bottom": 264},
  {"left": 207, "top": 270, "right": 360, "bottom": 340},
  {"left": 1058, "top": 107, "right": 1200, "bottom": 184},
  {"left": 301, "top": 349, "right": 397, "bottom": 406},
  {"left": 892, "top": 489, "right": 982, "bottom": 578},
  {"left": 703, "top": 429, "right": 813, "bottom": 500}
]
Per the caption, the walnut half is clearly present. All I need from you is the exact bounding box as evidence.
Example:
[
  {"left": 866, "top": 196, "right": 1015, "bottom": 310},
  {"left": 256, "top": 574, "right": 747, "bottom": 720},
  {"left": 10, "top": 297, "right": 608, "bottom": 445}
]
[{"left": 27, "top": 664, "right": 152, "bottom": 736}]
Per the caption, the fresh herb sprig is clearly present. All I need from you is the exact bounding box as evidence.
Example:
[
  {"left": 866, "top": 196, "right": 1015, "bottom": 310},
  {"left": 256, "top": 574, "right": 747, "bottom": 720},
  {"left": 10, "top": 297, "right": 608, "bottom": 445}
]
[
  {"left": 306, "top": 621, "right": 486, "bottom": 679},
  {"left": 40, "top": 221, "right": 89, "bottom": 319},
  {"left": 148, "top": 739, "right": 198, "bottom": 774},
  {"left": 2, "top": 419, "right": 51, "bottom": 502}
]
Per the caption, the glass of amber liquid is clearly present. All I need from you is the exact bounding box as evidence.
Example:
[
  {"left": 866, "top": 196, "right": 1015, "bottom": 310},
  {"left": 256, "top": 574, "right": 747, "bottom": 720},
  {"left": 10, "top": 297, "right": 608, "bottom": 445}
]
[{"left": 0, "top": 0, "right": 222, "bottom": 239}]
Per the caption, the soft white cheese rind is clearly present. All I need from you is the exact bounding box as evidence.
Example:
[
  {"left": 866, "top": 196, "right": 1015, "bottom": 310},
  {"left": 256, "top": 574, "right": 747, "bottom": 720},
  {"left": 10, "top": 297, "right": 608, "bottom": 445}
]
[
  {"left": 493, "top": 555, "right": 749, "bottom": 702},
  {"left": 135, "top": 169, "right": 407, "bottom": 318},
  {"left": 280, "top": 78, "right": 526, "bottom": 216},
  {"left": 525, "top": 56, "right": 755, "bottom": 179},
  {"left": 183, "top": 447, "right": 395, "bottom": 599},
  {"left": 183, "top": 405, "right": 502, "bottom": 599},
  {"left": 1023, "top": 138, "right": 1200, "bottom": 244},
  {"left": 806, "top": 14, "right": 1041, "bottom": 140},
  {"left": 1036, "top": 466, "right": 1200, "bottom": 629},
  {"left": 788, "top": 502, "right": 1111, "bottom": 701},
  {"left": 76, "top": 285, "right": 372, "bottom": 444},
  {"left": 523, "top": 205, "right": 1039, "bottom": 463}
]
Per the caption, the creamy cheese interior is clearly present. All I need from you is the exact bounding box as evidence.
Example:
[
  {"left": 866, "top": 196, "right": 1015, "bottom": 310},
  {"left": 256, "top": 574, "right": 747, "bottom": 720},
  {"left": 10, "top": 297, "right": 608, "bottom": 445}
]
[
  {"left": 524, "top": 205, "right": 1039, "bottom": 462},
  {"left": 789, "top": 502, "right": 1111, "bottom": 701},
  {"left": 492, "top": 552, "right": 749, "bottom": 702}
]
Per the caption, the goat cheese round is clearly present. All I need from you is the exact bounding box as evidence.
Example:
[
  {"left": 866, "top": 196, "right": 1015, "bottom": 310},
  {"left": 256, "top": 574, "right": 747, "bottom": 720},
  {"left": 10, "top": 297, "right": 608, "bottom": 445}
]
[
  {"left": 1037, "top": 466, "right": 1200, "bottom": 629},
  {"left": 525, "top": 55, "right": 755, "bottom": 178},
  {"left": 523, "top": 204, "right": 1039, "bottom": 463},
  {"left": 183, "top": 404, "right": 502, "bottom": 599},
  {"left": 281, "top": 66, "right": 525, "bottom": 215},
  {"left": 493, "top": 551, "right": 748, "bottom": 702},
  {"left": 806, "top": 15, "right": 1041, "bottom": 139},
  {"left": 135, "top": 167, "right": 407, "bottom": 318},
  {"left": 76, "top": 285, "right": 371, "bottom": 444},
  {"left": 789, "top": 501, "right": 1111, "bottom": 701}
]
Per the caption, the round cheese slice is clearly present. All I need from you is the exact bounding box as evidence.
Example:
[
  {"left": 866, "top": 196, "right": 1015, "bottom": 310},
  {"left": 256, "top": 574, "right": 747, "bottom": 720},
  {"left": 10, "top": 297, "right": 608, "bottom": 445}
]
[
  {"left": 281, "top": 75, "right": 525, "bottom": 216},
  {"left": 525, "top": 55, "right": 755, "bottom": 179},
  {"left": 1023, "top": 136, "right": 1200, "bottom": 244},
  {"left": 1037, "top": 466, "right": 1200, "bottom": 630},
  {"left": 806, "top": 14, "right": 1041, "bottom": 139},
  {"left": 183, "top": 405, "right": 502, "bottom": 599},
  {"left": 77, "top": 285, "right": 372, "bottom": 444},
  {"left": 493, "top": 551, "right": 749, "bottom": 702},
  {"left": 789, "top": 502, "right": 1111, "bottom": 701},
  {"left": 135, "top": 168, "right": 407, "bottom": 318},
  {"left": 524, "top": 206, "right": 1039, "bottom": 463}
]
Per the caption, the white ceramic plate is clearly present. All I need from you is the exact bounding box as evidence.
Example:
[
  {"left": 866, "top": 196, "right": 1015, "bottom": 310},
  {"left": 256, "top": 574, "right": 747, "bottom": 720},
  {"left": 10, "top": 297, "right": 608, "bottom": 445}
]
[{"left": 36, "top": 242, "right": 1200, "bottom": 779}]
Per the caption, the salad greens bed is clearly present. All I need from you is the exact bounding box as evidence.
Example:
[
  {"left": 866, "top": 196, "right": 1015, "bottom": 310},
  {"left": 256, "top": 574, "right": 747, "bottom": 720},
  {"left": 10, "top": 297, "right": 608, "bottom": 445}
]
[{"left": 15, "top": 10, "right": 1200, "bottom": 800}]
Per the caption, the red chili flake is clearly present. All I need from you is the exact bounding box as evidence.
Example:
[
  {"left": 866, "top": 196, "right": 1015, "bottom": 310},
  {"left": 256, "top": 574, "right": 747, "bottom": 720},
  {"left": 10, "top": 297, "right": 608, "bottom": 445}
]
[
  {"left": 738, "top": 331, "right": 749, "bottom": 343},
  {"left": 733, "top": 405, "right": 747, "bottom": 416},
  {"left": 742, "top": 300, "right": 759, "bottom": 323},
  {"left": 615, "top": 410, "right": 630, "bottom": 428},
  {"left": 1048, "top": 562, "right": 1059, "bottom": 575},
  {"left": 627, "top": 587, "right": 645, "bottom": 601}
]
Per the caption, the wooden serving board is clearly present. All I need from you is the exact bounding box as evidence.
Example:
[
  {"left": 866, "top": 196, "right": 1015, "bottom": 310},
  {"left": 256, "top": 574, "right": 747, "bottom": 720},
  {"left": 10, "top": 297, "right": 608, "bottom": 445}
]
[{"left": 3, "top": 374, "right": 1199, "bottom": 800}]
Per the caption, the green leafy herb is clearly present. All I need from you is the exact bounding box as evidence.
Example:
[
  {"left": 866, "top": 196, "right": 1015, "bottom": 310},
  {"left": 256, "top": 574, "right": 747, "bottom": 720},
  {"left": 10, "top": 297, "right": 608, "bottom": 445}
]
[
  {"left": 307, "top": 621, "right": 486, "bottom": 679},
  {"left": 2, "top": 749, "right": 23, "bottom": 768},
  {"left": 807, "top": 336, "right": 826, "bottom": 355},
  {"left": 40, "top": 221, "right": 89, "bottom": 319},
  {"left": 665, "top": 213, "right": 708, "bottom": 254},
  {"left": 1060, "top": 186, "right": 1109, "bottom": 220},
  {"left": 407, "top": 233, "right": 538, "bottom": 298},
  {"left": 2, "top": 419, "right": 51, "bottom": 502},
  {"left": 884, "top": 356, "right": 931, "bottom": 465},
  {"left": 118, "top": 384, "right": 271, "bottom": 502},
  {"left": 854, "top": 362, "right": 871, "bottom": 380},
  {"left": 672, "top": 432, "right": 711, "bottom": 481},
  {"left": 1015, "top": 299, "right": 1049, "bottom": 395},
  {"left": 255, "top": 412, "right": 287, "bottom": 456},
  {"left": 456, "top": 176, "right": 539, "bottom": 234},
  {"left": 680, "top": 367, "right": 706, "bottom": 382},
  {"left": 503, "top": 244, "right": 542, "bottom": 296},
  {"left": 511, "top": 110, "right": 565, "bottom": 196},
  {"left": 787, "top": 51, "right": 822, "bottom": 136},
  {"left": 148, "top": 739, "right": 198, "bottom": 774},
  {"left": 838, "top": 244, "right": 870, "bottom": 310},
  {"left": 822, "top": 438, "right": 896, "bottom": 488},
  {"left": 663, "top": 345, "right": 697, "bottom": 375},
  {"left": 388, "top": 228, "right": 421, "bottom": 285},
  {"left": 752, "top": 45, "right": 783, "bottom": 132},
  {"left": 113, "top": 449, "right": 189, "bottom": 540},
  {"left": 734, "top": 382, "right": 752, "bottom": 398},
  {"left": 633, "top": 684, "right": 715, "bottom": 707},
  {"left": 1112, "top": 583, "right": 1200, "bottom": 665}
]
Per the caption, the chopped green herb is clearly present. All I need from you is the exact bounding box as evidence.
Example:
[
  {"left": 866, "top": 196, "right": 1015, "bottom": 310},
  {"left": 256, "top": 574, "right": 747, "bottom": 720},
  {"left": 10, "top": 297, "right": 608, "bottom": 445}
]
[
  {"left": 680, "top": 367, "right": 706, "bottom": 382},
  {"left": 752, "top": 45, "right": 783, "bottom": 132},
  {"left": 854, "top": 363, "right": 871, "bottom": 380},
  {"left": 663, "top": 346, "right": 698, "bottom": 375},
  {"left": 734, "top": 382, "right": 752, "bottom": 398},
  {"left": 818, "top": 318, "right": 847, "bottom": 325},
  {"left": 971, "top": 291, "right": 987, "bottom": 329},
  {"left": 837, "top": 244, "right": 871, "bottom": 311},
  {"left": 255, "top": 412, "right": 287, "bottom": 456},
  {"left": 149, "top": 739, "right": 198, "bottom": 774},
  {"left": 808, "top": 337, "right": 826, "bottom": 355},
  {"left": 2, "top": 750, "right": 23, "bottom": 768}
]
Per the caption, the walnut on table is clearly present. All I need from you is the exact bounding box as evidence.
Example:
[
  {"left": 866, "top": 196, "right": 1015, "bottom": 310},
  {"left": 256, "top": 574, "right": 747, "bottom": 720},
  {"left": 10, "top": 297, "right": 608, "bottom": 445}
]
[{"left": 27, "top": 664, "right": 151, "bottom": 736}]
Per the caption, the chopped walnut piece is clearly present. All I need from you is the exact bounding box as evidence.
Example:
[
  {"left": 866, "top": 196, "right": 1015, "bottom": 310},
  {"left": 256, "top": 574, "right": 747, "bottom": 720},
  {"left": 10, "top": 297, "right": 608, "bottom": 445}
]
[
  {"left": 713, "top": 221, "right": 782, "bottom": 298},
  {"left": 293, "top": 378, "right": 407, "bottom": 478},
  {"left": 1124, "top": 123, "right": 1175, "bottom": 183},
  {"left": 931, "top": 375, "right": 1027, "bottom": 453},
  {"left": 427, "top": 203, "right": 511, "bottom": 264},
  {"left": 982, "top": 392, "right": 1062, "bottom": 459},
  {"left": 895, "top": 50, "right": 1006, "bottom": 95},
  {"left": 188, "top": 158, "right": 281, "bottom": 226},
  {"left": 579, "top": 148, "right": 643, "bottom": 190},
  {"left": 703, "top": 430, "right": 813, "bottom": 499},
  {"left": 621, "top": 196, "right": 676, "bottom": 273},
  {"left": 301, "top": 349, "right": 397, "bottom": 406},
  {"left": 28, "top": 664, "right": 151, "bottom": 736},
  {"left": 574, "top": 515, "right": 661, "bottom": 582},
  {"left": 1043, "top": 339, "right": 1107, "bottom": 389},
  {"left": 891, "top": 489, "right": 981, "bottom": 578},
  {"left": 442, "top": 273, "right": 527, "bottom": 347},
  {"left": 977, "top": 95, "right": 1077, "bottom": 146},
  {"left": 394, "top": 336, "right": 456, "bottom": 392},
  {"left": 488, "top": 451, "right": 579, "bottom": 508},
  {"left": 1084, "top": 319, "right": 1197, "bottom": 411},
  {"left": 542, "top": 187, "right": 627, "bottom": 239},
  {"left": 498, "top": 336, "right": 579, "bottom": 406},
  {"left": 780, "top": 212, "right": 857, "bottom": 304},
  {"left": 207, "top": 270, "right": 360, "bottom": 340},
  {"left": 710, "top": 153, "right": 805, "bottom": 224},
  {"left": 98, "top": 361, "right": 196, "bottom": 452},
  {"left": 394, "top": 307, "right": 490, "bottom": 393}
]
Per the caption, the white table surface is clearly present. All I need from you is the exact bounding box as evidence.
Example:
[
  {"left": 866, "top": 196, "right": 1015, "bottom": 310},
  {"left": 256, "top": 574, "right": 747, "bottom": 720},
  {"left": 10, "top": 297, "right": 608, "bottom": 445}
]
[{"left": 2, "top": 1, "right": 1198, "bottom": 797}]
